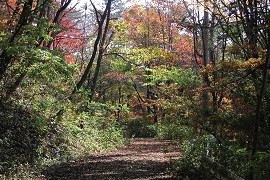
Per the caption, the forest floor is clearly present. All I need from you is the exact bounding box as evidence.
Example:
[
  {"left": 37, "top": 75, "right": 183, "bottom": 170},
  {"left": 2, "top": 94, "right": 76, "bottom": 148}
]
[{"left": 43, "top": 138, "right": 182, "bottom": 180}]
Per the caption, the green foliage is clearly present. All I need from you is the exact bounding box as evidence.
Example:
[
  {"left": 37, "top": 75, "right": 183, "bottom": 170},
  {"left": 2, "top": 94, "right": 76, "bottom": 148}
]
[
  {"left": 149, "top": 120, "right": 196, "bottom": 140},
  {"left": 205, "top": 141, "right": 249, "bottom": 177},
  {"left": 0, "top": 98, "right": 127, "bottom": 178},
  {"left": 0, "top": 100, "right": 46, "bottom": 176},
  {"left": 174, "top": 134, "right": 208, "bottom": 179},
  {"left": 26, "top": 48, "right": 74, "bottom": 80},
  {"left": 38, "top": 105, "right": 127, "bottom": 163},
  {"left": 121, "top": 118, "right": 156, "bottom": 138},
  {"left": 253, "top": 152, "right": 270, "bottom": 180},
  {"left": 205, "top": 142, "right": 270, "bottom": 180},
  {"left": 143, "top": 67, "right": 201, "bottom": 89},
  {"left": 174, "top": 131, "right": 270, "bottom": 180}
]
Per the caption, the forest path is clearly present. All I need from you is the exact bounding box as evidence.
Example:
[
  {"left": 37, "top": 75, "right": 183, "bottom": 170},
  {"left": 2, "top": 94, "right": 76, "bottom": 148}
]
[{"left": 44, "top": 138, "right": 182, "bottom": 180}]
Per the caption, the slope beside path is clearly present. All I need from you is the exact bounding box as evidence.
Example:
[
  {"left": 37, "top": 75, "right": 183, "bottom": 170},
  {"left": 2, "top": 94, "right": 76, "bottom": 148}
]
[{"left": 44, "top": 138, "right": 182, "bottom": 179}]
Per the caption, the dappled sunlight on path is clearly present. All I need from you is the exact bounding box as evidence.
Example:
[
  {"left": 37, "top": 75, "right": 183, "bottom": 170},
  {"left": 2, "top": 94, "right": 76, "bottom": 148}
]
[{"left": 44, "top": 138, "right": 182, "bottom": 179}]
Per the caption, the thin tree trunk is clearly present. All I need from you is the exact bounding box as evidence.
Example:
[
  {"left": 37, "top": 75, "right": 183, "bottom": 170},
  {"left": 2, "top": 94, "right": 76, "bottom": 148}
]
[
  {"left": 249, "top": 28, "right": 270, "bottom": 180},
  {"left": 202, "top": 0, "right": 209, "bottom": 112},
  {"left": 73, "top": 0, "right": 111, "bottom": 93},
  {"left": 89, "top": 0, "right": 112, "bottom": 102}
]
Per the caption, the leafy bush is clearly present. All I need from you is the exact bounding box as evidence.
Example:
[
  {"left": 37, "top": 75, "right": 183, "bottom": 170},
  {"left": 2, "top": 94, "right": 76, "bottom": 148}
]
[
  {"left": 253, "top": 152, "right": 270, "bottom": 180},
  {"left": 0, "top": 100, "right": 46, "bottom": 177},
  {"left": 0, "top": 99, "right": 127, "bottom": 179},
  {"left": 174, "top": 134, "right": 209, "bottom": 180},
  {"left": 174, "top": 132, "right": 270, "bottom": 180},
  {"left": 37, "top": 101, "right": 127, "bottom": 162},
  {"left": 121, "top": 118, "right": 156, "bottom": 138},
  {"left": 149, "top": 121, "right": 196, "bottom": 140}
]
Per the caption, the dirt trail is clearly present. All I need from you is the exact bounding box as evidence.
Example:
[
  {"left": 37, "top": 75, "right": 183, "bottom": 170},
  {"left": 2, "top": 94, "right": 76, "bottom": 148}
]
[{"left": 44, "top": 138, "right": 182, "bottom": 180}]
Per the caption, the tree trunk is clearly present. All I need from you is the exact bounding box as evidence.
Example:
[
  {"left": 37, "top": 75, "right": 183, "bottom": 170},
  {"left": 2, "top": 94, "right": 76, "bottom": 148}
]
[
  {"left": 202, "top": 0, "right": 209, "bottom": 112},
  {"left": 89, "top": 0, "right": 112, "bottom": 102},
  {"left": 249, "top": 27, "right": 270, "bottom": 180},
  {"left": 73, "top": 0, "right": 111, "bottom": 94}
]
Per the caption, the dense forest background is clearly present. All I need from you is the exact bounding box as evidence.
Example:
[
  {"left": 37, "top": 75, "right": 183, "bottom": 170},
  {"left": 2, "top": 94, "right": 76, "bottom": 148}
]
[{"left": 0, "top": 0, "right": 269, "bottom": 179}]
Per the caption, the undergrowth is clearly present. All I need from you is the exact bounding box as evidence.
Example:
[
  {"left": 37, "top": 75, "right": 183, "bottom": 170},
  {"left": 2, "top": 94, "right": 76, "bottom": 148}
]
[{"left": 0, "top": 99, "right": 127, "bottom": 179}]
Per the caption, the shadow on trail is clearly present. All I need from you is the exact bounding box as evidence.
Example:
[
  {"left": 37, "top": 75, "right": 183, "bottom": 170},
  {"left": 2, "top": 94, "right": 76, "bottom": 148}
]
[{"left": 43, "top": 138, "right": 181, "bottom": 180}]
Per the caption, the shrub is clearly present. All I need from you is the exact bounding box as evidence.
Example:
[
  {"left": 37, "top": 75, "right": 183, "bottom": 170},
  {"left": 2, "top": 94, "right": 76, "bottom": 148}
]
[
  {"left": 121, "top": 118, "right": 156, "bottom": 138},
  {"left": 149, "top": 122, "right": 196, "bottom": 140},
  {"left": 0, "top": 100, "right": 128, "bottom": 178},
  {"left": 0, "top": 100, "right": 46, "bottom": 177}
]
